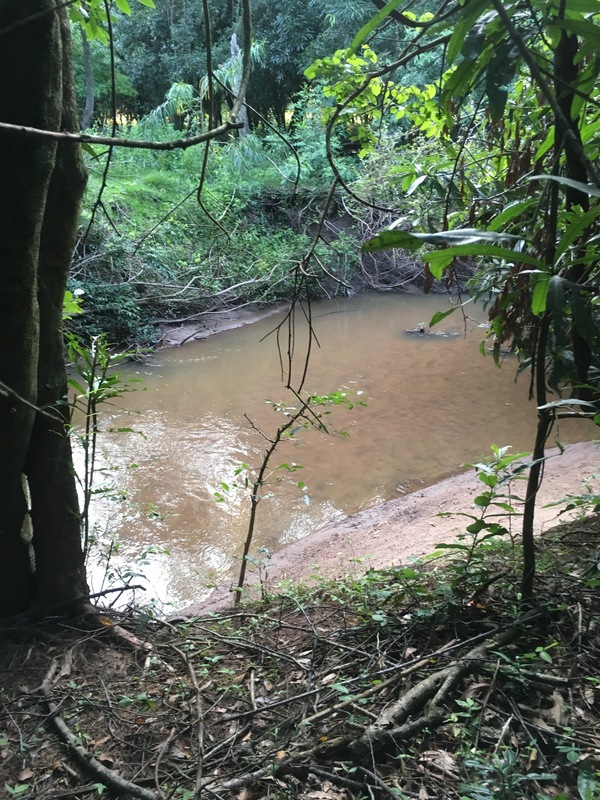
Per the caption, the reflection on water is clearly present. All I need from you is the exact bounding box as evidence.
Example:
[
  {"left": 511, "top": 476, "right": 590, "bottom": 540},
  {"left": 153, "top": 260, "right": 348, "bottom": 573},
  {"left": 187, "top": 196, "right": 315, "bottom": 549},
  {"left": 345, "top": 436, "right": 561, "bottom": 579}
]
[{"left": 81, "top": 294, "right": 592, "bottom": 608}]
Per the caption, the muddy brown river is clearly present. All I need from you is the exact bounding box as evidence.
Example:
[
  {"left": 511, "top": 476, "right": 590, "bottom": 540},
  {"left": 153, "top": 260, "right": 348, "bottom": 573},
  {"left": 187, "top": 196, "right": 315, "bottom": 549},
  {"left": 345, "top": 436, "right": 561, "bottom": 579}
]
[{"left": 84, "top": 294, "right": 589, "bottom": 608}]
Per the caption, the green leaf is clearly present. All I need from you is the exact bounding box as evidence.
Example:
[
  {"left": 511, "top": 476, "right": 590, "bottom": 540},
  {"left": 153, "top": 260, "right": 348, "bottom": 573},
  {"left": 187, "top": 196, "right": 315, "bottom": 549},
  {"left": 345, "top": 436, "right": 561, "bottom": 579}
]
[
  {"left": 487, "top": 199, "right": 537, "bottom": 231},
  {"left": 363, "top": 227, "right": 524, "bottom": 254},
  {"left": 115, "top": 0, "right": 132, "bottom": 13},
  {"left": 485, "top": 43, "right": 516, "bottom": 121},
  {"left": 529, "top": 175, "right": 600, "bottom": 197},
  {"left": 81, "top": 142, "right": 100, "bottom": 158},
  {"left": 555, "top": 205, "right": 600, "bottom": 261},
  {"left": 577, "top": 761, "right": 597, "bottom": 800},
  {"left": 466, "top": 519, "right": 488, "bottom": 533},
  {"left": 531, "top": 275, "right": 550, "bottom": 317},
  {"left": 330, "top": 683, "right": 351, "bottom": 695},
  {"left": 547, "top": 275, "right": 568, "bottom": 346},
  {"left": 62, "top": 290, "right": 83, "bottom": 320},
  {"left": 473, "top": 492, "right": 492, "bottom": 508},
  {"left": 570, "top": 285, "right": 599, "bottom": 345},
  {"left": 348, "top": 0, "right": 406, "bottom": 56},
  {"left": 136, "top": 0, "right": 155, "bottom": 5},
  {"left": 443, "top": 58, "right": 479, "bottom": 97},
  {"left": 423, "top": 244, "right": 543, "bottom": 278},
  {"left": 534, "top": 127, "right": 555, "bottom": 161},
  {"left": 446, "top": 0, "right": 490, "bottom": 65},
  {"left": 556, "top": 0, "right": 600, "bottom": 10},
  {"left": 550, "top": 18, "right": 600, "bottom": 48},
  {"left": 429, "top": 308, "right": 456, "bottom": 326},
  {"left": 362, "top": 229, "right": 424, "bottom": 253}
]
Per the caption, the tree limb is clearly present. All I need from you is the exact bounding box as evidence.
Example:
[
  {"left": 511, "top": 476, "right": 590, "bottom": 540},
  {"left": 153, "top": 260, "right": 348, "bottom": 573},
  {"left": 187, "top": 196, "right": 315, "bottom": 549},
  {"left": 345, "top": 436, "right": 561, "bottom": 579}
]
[{"left": 42, "top": 661, "right": 160, "bottom": 800}]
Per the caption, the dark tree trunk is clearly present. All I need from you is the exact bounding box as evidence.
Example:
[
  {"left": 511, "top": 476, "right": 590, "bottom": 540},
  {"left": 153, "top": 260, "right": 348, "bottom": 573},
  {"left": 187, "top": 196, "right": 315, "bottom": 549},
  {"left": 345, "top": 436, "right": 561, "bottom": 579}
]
[
  {"left": 0, "top": 0, "right": 62, "bottom": 615},
  {"left": 0, "top": 1, "right": 88, "bottom": 617},
  {"left": 80, "top": 24, "right": 95, "bottom": 130},
  {"left": 26, "top": 6, "right": 89, "bottom": 613}
]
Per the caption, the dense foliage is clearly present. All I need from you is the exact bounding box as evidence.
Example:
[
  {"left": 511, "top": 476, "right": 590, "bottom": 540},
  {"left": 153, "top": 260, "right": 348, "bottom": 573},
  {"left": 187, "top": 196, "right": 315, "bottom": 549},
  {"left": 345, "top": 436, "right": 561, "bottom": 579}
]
[{"left": 69, "top": 0, "right": 452, "bottom": 346}]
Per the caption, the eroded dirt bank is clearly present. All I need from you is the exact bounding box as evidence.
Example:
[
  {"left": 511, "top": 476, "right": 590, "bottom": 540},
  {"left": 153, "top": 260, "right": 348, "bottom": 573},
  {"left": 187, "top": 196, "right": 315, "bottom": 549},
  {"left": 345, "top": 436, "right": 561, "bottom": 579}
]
[
  {"left": 174, "top": 440, "right": 599, "bottom": 616},
  {"left": 157, "top": 303, "right": 289, "bottom": 347}
]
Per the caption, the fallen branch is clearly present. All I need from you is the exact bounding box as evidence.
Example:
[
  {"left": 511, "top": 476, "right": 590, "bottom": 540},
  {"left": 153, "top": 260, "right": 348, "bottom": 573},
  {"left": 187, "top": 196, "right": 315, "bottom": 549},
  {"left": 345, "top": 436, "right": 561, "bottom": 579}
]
[
  {"left": 317, "top": 617, "right": 537, "bottom": 760},
  {"left": 42, "top": 661, "right": 160, "bottom": 800}
]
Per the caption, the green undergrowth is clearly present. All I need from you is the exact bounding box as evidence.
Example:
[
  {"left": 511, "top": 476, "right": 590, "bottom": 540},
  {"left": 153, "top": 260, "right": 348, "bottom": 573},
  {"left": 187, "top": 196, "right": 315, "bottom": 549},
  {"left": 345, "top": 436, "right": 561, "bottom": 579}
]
[
  {"left": 69, "top": 122, "right": 359, "bottom": 347},
  {"left": 1, "top": 513, "right": 599, "bottom": 799}
]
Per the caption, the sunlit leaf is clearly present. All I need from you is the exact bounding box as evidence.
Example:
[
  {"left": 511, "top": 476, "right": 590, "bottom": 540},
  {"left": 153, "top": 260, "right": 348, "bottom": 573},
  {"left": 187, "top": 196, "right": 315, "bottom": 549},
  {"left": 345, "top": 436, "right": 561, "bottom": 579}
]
[{"left": 531, "top": 275, "right": 550, "bottom": 317}]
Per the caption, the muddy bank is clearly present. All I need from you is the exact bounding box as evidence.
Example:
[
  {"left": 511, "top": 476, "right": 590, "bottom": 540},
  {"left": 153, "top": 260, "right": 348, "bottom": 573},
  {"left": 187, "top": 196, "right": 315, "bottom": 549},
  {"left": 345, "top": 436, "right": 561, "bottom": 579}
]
[
  {"left": 156, "top": 303, "right": 289, "bottom": 348},
  {"left": 172, "top": 440, "right": 599, "bottom": 617}
]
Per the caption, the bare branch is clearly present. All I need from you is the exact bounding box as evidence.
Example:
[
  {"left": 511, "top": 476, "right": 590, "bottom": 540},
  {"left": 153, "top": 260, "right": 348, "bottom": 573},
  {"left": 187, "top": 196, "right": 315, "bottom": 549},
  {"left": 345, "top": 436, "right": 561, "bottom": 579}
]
[{"left": 0, "top": 119, "right": 243, "bottom": 150}]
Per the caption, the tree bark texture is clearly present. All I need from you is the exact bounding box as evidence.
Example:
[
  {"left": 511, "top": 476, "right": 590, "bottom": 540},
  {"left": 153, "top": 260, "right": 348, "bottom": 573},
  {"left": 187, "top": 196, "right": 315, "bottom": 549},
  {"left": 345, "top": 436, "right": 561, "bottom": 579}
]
[{"left": 0, "top": 0, "right": 88, "bottom": 616}]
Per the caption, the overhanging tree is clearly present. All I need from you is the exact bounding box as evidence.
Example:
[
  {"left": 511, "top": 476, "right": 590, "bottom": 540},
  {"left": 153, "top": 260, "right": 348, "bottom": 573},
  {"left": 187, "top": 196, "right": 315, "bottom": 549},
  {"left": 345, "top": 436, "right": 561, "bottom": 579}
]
[{"left": 308, "top": 0, "right": 600, "bottom": 599}]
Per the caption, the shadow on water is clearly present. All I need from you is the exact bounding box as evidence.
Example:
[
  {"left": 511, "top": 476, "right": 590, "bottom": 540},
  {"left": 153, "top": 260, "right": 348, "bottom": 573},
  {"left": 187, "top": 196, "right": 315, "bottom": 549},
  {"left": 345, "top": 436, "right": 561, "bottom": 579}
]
[{"left": 81, "top": 294, "right": 592, "bottom": 608}]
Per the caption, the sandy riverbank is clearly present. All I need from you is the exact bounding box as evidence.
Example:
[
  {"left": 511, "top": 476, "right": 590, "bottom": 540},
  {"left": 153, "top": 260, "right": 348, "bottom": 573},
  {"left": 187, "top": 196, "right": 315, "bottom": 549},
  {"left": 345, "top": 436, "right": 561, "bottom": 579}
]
[
  {"left": 157, "top": 304, "right": 289, "bottom": 348},
  {"left": 172, "top": 439, "right": 599, "bottom": 617}
]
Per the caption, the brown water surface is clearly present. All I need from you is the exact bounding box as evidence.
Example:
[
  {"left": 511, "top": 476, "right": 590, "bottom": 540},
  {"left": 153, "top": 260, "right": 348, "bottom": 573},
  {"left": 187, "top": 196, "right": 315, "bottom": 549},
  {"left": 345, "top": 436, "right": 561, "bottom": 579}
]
[{"left": 86, "top": 294, "right": 589, "bottom": 607}]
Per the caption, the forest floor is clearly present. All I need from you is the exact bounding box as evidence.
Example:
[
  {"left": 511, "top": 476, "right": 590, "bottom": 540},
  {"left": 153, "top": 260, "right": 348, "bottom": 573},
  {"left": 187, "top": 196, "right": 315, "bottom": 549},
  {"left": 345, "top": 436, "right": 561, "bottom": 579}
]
[{"left": 1, "top": 507, "right": 599, "bottom": 799}]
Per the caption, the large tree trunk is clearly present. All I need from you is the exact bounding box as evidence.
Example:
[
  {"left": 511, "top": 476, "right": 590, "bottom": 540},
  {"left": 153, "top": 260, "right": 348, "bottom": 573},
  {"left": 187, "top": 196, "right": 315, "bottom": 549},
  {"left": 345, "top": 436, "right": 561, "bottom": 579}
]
[
  {"left": 26, "top": 6, "right": 89, "bottom": 613},
  {"left": 0, "top": 0, "right": 62, "bottom": 616},
  {"left": 0, "top": 1, "right": 89, "bottom": 617}
]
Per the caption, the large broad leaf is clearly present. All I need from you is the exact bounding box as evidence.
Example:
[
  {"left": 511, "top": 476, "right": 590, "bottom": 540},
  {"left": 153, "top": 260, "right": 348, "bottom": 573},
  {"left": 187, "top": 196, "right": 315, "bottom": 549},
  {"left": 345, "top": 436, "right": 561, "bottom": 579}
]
[
  {"left": 446, "top": 0, "right": 491, "bottom": 65},
  {"left": 348, "top": 0, "right": 407, "bottom": 57},
  {"left": 556, "top": 205, "right": 600, "bottom": 261},
  {"left": 362, "top": 227, "right": 524, "bottom": 253},
  {"left": 550, "top": 18, "right": 600, "bottom": 48},
  {"left": 530, "top": 175, "right": 600, "bottom": 197},
  {"left": 487, "top": 199, "right": 537, "bottom": 231},
  {"left": 424, "top": 245, "right": 544, "bottom": 278},
  {"left": 485, "top": 43, "right": 517, "bottom": 121},
  {"left": 551, "top": 0, "right": 600, "bottom": 10},
  {"left": 531, "top": 274, "right": 550, "bottom": 317}
]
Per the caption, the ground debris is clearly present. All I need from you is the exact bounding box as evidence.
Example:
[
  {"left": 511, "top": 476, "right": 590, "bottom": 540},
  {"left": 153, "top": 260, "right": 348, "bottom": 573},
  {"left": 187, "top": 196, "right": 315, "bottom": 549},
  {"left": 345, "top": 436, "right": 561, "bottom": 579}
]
[{"left": 0, "top": 516, "right": 599, "bottom": 799}]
